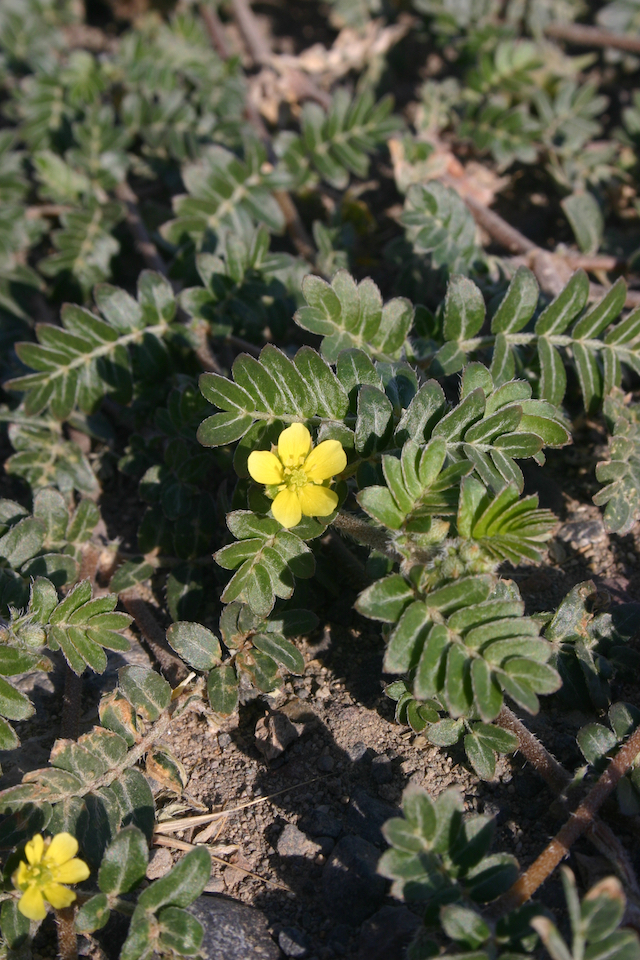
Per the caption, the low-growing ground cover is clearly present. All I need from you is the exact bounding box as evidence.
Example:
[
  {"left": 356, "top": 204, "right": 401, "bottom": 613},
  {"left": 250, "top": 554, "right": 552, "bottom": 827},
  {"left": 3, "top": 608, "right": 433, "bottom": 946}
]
[{"left": 3, "top": 1, "right": 640, "bottom": 958}]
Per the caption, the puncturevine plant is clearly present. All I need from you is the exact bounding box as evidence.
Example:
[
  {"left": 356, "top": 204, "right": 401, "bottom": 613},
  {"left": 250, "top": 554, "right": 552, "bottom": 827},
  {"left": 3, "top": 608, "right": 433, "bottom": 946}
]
[{"left": 3, "top": 0, "right": 640, "bottom": 958}]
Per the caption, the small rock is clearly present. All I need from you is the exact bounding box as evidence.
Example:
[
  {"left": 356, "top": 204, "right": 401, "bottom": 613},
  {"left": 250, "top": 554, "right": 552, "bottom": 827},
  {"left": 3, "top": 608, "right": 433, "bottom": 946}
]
[
  {"left": 279, "top": 926, "right": 310, "bottom": 958},
  {"left": 315, "top": 836, "right": 335, "bottom": 856},
  {"left": 146, "top": 847, "right": 173, "bottom": 879},
  {"left": 558, "top": 518, "right": 605, "bottom": 548},
  {"left": 371, "top": 755, "right": 393, "bottom": 784},
  {"left": 204, "top": 877, "right": 226, "bottom": 893},
  {"left": 189, "top": 895, "right": 280, "bottom": 960},
  {"left": 357, "top": 905, "right": 421, "bottom": 960},
  {"left": 322, "top": 835, "right": 387, "bottom": 925},
  {"left": 346, "top": 741, "right": 369, "bottom": 762},
  {"left": 346, "top": 788, "right": 399, "bottom": 847},
  {"left": 301, "top": 808, "right": 342, "bottom": 839},
  {"left": 317, "top": 755, "right": 335, "bottom": 773},
  {"left": 277, "top": 822, "right": 322, "bottom": 858},
  {"left": 218, "top": 733, "right": 232, "bottom": 749},
  {"left": 377, "top": 783, "right": 398, "bottom": 802},
  {"left": 255, "top": 713, "right": 299, "bottom": 761}
]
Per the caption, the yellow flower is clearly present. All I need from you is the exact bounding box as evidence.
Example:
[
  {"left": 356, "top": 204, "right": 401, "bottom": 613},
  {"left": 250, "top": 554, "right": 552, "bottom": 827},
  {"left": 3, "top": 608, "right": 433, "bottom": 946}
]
[
  {"left": 12, "top": 833, "right": 90, "bottom": 921},
  {"left": 247, "top": 423, "right": 346, "bottom": 529}
]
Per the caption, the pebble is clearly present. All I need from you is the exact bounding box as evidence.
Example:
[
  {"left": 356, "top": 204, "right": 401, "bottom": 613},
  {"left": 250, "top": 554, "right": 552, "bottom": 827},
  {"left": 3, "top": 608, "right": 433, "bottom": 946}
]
[
  {"left": 277, "top": 822, "right": 322, "bottom": 859},
  {"left": 357, "top": 905, "right": 421, "bottom": 960},
  {"left": 301, "top": 807, "right": 342, "bottom": 839},
  {"left": 188, "top": 896, "right": 280, "bottom": 960},
  {"left": 279, "top": 926, "right": 310, "bottom": 958},
  {"left": 145, "top": 847, "right": 173, "bottom": 879},
  {"left": 346, "top": 787, "right": 399, "bottom": 847},
  {"left": 316, "top": 755, "right": 335, "bottom": 772},
  {"left": 255, "top": 713, "right": 300, "bottom": 761},
  {"left": 346, "top": 741, "right": 369, "bottom": 762},
  {"left": 322, "top": 835, "right": 387, "bottom": 925},
  {"left": 370, "top": 755, "right": 393, "bottom": 784}
]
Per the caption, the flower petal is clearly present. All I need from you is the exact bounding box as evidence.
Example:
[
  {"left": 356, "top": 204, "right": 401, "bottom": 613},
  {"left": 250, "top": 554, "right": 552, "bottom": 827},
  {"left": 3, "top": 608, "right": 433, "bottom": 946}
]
[
  {"left": 13, "top": 862, "right": 31, "bottom": 891},
  {"left": 303, "top": 440, "right": 346, "bottom": 482},
  {"left": 298, "top": 484, "right": 338, "bottom": 518},
  {"left": 53, "top": 859, "right": 90, "bottom": 885},
  {"left": 272, "top": 488, "right": 302, "bottom": 528},
  {"left": 25, "top": 834, "right": 44, "bottom": 866},
  {"left": 247, "top": 451, "right": 284, "bottom": 485},
  {"left": 42, "top": 883, "right": 76, "bottom": 910},
  {"left": 19, "top": 885, "right": 47, "bottom": 921},
  {"left": 277, "top": 423, "right": 311, "bottom": 466},
  {"left": 45, "top": 833, "right": 78, "bottom": 867}
]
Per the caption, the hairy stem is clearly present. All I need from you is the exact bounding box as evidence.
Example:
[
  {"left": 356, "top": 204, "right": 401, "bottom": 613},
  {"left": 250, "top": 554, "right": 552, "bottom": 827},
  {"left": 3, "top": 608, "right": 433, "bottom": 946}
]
[
  {"left": 545, "top": 21, "right": 640, "bottom": 54},
  {"left": 55, "top": 907, "right": 77, "bottom": 960},
  {"left": 120, "top": 589, "right": 188, "bottom": 686},
  {"left": 496, "top": 705, "right": 570, "bottom": 794},
  {"left": 498, "top": 723, "right": 640, "bottom": 913},
  {"left": 60, "top": 667, "right": 83, "bottom": 741},
  {"left": 333, "top": 511, "right": 401, "bottom": 561}
]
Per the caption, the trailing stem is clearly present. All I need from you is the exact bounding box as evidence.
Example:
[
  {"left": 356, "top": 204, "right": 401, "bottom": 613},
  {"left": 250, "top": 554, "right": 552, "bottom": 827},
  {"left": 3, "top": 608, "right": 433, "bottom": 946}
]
[{"left": 497, "top": 724, "right": 640, "bottom": 913}]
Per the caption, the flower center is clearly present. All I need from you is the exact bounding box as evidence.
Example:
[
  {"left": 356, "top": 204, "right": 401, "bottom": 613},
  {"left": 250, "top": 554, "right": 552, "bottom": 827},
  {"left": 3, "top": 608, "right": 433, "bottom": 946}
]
[
  {"left": 20, "top": 863, "right": 52, "bottom": 890},
  {"left": 283, "top": 465, "right": 309, "bottom": 490}
]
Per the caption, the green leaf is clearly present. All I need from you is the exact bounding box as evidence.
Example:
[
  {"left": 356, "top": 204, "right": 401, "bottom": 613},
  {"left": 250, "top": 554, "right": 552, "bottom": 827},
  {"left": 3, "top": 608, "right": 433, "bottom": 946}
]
[
  {"left": 75, "top": 894, "right": 110, "bottom": 934},
  {"left": 138, "top": 847, "right": 211, "bottom": 911},
  {"left": 443, "top": 275, "right": 486, "bottom": 341},
  {"left": 252, "top": 633, "right": 305, "bottom": 674},
  {"left": 538, "top": 336, "right": 567, "bottom": 406},
  {"left": 157, "top": 906, "right": 203, "bottom": 955},
  {"left": 384, "top": 601, "right": 431, "bottom": 673},
  {"left": 577, "top": 723, "right": 617, "bottom": 765},
  {"left": 440, "top": 904, "right": 490, "bottom": 948},
  {"left": 110, "top": 558, "right": 154, "bottom": 593},
  {"left": 0, "top": 676, "right": 35, "bottom": 721},
  {"left": 561, "top": 192, "right": 603, "bottom": 255},
  {"left": 207, "top": 663, "right": 239, "bottom": 716},
  {"left": 402, "top": 182, "right": 480, "bottom": 273},
  {"left": 98, "top": 826, "right": 149, "bottom": 896},
  {"left": 491, "top": 267, "right": 539, "bottom": 334},
  {"left": 0, "top": 900, "right": 30, "bottom": 949},
  {"left": 355, "top": 385, "right": 394, "bottom": 455},
  {"left": 118, "top": 666, "right": 171, "bottom": 721},
  {"left": 573, "top": 342, "right": 602, "bottom": 413},
  {"left": 166, "top": 622, "right": 222, "bottom": 671},
  {"left": 535, "top": 269, "right": 590, "bottom": 335},
  {"left": 356, "top": 574, "right": 414, "bottom": 622}
]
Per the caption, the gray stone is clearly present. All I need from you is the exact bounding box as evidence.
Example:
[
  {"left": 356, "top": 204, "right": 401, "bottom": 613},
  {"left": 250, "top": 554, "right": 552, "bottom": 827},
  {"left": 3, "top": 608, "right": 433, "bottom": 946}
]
[
  {"left": 189, "top": 895, "right": 281, "bottom": 960},
  {"left": 315, "top": 836, "right": 335, "bottom": 856},
  {"left": 346, "top": 741, "right": 369, "bottom": 762},
  {"left": 316, "top": 754, "right": 335, "bottom": 772},
  {"left": 279, "top": 927, "right": 310, "bottom": 958},
  {"left": 277, "top": 822, "right": 322, "bottom": 858},
  {"left": 357, "top": 905, "right": 421, "bottom": 960},
  {"left": 301, "top": 808, "right": 342, "bottom": 839},
  {"left": 322, "top": 835, "right": 387, "bottom": 925},
  {"left": 255, "top": 713, "right": 299, "bottom": 761},
  {"left": 346, "top": 787, "right": 399, "bottom": 847},
  {"left": 371, "top": 755, "right": 393, "bottom": 784}
]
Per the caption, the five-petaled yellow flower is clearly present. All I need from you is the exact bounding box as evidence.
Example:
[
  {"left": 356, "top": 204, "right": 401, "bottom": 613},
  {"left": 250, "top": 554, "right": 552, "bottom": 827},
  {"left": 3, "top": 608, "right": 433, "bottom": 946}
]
[
  {"left": 247, "top": 423, "right": 346, "bottom": 529},
  {"left": 12, "top": 833, "right": 90, "bottom": 921}
]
